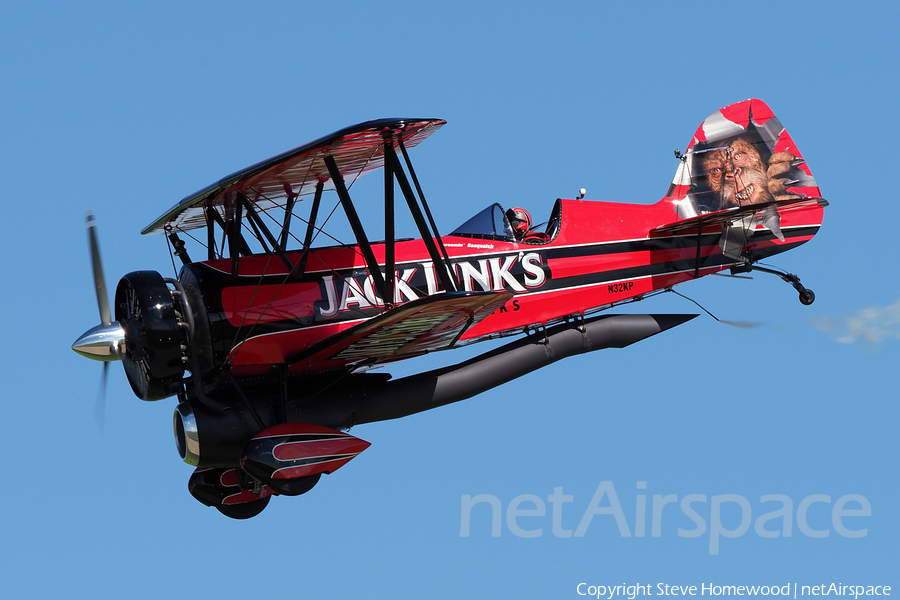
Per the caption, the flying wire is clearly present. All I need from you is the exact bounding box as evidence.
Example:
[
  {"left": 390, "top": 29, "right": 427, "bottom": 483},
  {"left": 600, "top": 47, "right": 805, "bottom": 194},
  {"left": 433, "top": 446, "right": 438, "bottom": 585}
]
[
  {"left": 175, "top": 226, "right": 206, "bottom": 250},
  {"left": 667, "top": 287, "right": 722, "bottom": 321},
  {"left": 223, "top": 193, "right": 381, "bottom": 368},
  {"left": 253, "top": 190, "right": 388, "bottom": 310}
]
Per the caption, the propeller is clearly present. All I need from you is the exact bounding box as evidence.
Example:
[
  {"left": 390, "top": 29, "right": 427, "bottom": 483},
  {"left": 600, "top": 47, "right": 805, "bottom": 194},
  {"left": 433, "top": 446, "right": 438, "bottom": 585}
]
[
  {"left": 87, "top": 211, "right": 111, "bottom": 326},
  {"left": 72, "top": 212, "right": 125, "bottom": 432},
  {"left": 96, "top": 362, "right": 109, "bottom": 433}
]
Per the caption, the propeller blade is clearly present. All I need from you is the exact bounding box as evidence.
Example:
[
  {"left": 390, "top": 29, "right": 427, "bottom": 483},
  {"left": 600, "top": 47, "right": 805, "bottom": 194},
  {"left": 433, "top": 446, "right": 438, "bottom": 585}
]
[
  {"left": 87, "top": 211, "right": 111, "bottom": 326},
  {"left": 95, "top": 361, "right": 108, "bottom": 434}
]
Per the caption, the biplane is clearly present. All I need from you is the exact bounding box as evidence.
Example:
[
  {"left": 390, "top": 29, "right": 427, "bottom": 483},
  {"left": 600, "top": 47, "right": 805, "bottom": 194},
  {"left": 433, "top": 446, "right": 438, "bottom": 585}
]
[{"left": 72, "top": 99, "right": 827, "bottom": 518}]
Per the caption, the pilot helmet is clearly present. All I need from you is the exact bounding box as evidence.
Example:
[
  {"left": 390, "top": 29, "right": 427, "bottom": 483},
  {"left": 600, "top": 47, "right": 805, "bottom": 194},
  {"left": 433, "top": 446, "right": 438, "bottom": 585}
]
[{"left": 508, "top": 207, "right": 532, "bottom": 237}]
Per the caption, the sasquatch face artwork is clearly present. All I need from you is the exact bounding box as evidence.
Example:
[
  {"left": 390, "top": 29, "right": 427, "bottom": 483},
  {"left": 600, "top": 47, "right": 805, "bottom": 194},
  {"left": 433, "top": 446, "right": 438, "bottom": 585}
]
[{"left": 700, "top": 136, "right": 773, "bottom": 209}]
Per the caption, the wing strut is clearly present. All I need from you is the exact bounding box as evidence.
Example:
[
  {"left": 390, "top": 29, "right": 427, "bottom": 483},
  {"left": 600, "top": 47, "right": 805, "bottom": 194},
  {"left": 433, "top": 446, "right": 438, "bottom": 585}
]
[
  {"left": 385, "top": 143, "right": 458, "bottom": 293},
  {"left": 167, "top": 232, "right": 191, "bottom": 265},
  {"left": 279, "top": 187, "right": 297, "bottom": 251},
  {"left": 237, "top": 191, "right": 297, "bottom": 277},
  {"left": 296, "top": 180, "right": 324, "bottom": 276},
  {"left": 398, "top": 139, "right": 458, "bottom": 291},
  {"left": 323, "top": 154, "right": 390, "bottom": 305},
  {"left": 384, "top": 130, "right": 396, "bottom": 305},
  {"left": 229, "top": 196, "right": 247, "bottom": 279},
  {"left": 206, "top": 206, "right": 219, "bottom": 260}
]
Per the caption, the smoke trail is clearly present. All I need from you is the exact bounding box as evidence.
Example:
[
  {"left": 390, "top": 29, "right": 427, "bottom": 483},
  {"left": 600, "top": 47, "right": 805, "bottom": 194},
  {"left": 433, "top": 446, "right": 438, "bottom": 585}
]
[
  {"left": 718, "top": 319, "right": 761, "bottom": 329},
  {"left": 813, "top": 296, "right": 900, "bottom": 347}
]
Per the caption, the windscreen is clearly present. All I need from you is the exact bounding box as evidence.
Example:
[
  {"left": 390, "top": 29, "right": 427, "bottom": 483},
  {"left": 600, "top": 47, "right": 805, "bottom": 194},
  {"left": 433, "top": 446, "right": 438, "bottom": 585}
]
[{"left": 449, "top": 203, "right": 515, "bottom": 241}]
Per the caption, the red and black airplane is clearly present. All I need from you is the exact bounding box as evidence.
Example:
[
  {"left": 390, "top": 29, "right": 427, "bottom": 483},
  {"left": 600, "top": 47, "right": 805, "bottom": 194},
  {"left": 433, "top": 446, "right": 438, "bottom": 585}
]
[{"left": 72, "top": 99, "right": 827, "bottom": 518}]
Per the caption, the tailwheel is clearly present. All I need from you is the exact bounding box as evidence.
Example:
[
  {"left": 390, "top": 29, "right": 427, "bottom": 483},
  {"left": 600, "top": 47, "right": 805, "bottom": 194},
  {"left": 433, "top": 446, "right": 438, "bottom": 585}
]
[
  {"left": 733, "top": 264, "right": 817, "bottom": 306},
  {"left": 115, "top": 271, "right": 185, "bottom": 400}
]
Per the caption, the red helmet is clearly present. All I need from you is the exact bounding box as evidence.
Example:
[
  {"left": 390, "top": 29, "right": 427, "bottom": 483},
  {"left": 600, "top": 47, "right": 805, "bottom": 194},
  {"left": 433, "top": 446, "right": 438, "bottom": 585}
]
[{"left": 508, "top": 207, "right": 532, "bottom": 236}]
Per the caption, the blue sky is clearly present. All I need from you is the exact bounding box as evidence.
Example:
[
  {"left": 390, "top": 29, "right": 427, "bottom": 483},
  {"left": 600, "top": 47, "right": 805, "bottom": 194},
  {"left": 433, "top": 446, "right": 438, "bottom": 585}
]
[{"left": 1, "top": 2, "right": 897, "bottom": 598}]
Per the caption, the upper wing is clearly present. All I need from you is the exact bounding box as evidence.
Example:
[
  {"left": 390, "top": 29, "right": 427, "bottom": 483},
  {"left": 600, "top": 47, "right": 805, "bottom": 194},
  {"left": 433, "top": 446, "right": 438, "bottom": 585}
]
[
  {"left": 143, "top": 118, "right": 446, "bottom": 235},
  {"left": 652, "top": 197, "right": 829, "bottom": 234},
  {"left": 284, "top": 291, "right": 513, "bottom": 370}
]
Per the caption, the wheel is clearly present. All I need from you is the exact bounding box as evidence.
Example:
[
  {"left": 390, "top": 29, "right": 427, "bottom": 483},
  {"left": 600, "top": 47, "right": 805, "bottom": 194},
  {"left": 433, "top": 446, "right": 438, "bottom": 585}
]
[
  {"left": 215, "top": 496, "right": 271, "bottom": 520},
  {"left": 799, "top": 289, "right": 815, "bottom": 306},
  {"left": 265, "top": 472, "right": 321, "bottom": 497},
  {"left": 115, "top": 271, "right": 184, "bottom": 400},
  {"left": 189, "top": 468, "right": 273, "bottom": 519}
]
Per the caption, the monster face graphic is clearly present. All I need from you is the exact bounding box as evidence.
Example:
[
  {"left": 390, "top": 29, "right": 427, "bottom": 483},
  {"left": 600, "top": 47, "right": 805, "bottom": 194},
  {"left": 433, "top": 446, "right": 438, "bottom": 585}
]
[{"left": 668, "top": 99, "right": 821, "bottom": 216}]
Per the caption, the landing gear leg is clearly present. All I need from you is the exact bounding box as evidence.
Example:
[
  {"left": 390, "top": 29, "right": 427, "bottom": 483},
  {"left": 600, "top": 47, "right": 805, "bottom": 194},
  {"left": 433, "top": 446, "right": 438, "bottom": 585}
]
[{"left": 731, "top": 263, "right": 815, "bottom": 305}]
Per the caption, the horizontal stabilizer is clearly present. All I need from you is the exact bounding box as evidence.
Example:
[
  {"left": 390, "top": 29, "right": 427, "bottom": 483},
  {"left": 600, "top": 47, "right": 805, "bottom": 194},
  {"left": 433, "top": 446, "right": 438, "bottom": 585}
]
[{"left": 653, "top": 197, "right": 829, "bottom": 235}]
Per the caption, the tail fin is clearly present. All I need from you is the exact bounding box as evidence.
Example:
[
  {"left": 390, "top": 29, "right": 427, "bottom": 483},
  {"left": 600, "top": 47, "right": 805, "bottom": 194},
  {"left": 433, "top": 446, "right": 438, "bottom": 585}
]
[{"left": 666, "top": 99, "right": 822, "bottom": 218}]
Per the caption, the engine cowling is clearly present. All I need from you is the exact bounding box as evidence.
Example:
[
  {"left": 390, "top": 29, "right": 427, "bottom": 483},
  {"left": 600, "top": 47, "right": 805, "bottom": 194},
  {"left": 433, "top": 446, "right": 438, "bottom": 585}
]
[{"left": 115, "top": 270, "right": 184, "bottom": 400}]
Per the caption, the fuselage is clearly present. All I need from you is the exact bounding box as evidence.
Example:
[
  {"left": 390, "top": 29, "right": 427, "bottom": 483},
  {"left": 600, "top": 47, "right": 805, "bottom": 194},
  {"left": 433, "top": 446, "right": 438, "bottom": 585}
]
[{"left": 183, "top": 197, "right": 823, "bottom": 377}]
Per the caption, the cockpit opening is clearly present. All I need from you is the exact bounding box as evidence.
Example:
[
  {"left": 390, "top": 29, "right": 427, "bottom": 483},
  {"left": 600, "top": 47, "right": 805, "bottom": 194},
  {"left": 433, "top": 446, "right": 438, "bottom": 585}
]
[{"left": 450, "top": 200, "right": 561, "bottom": 245}]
